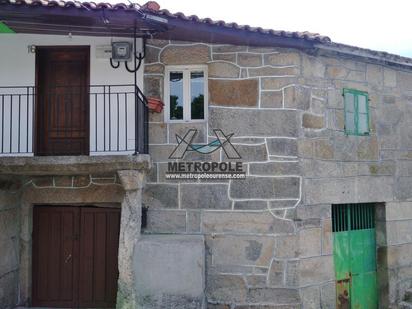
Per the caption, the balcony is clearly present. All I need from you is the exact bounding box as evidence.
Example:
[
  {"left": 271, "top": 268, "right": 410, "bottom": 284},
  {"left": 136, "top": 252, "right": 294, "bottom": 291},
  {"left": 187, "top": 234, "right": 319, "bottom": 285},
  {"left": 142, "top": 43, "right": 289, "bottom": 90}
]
[{"left": 0, "top": 84, "right": 148, "bottom": 156}]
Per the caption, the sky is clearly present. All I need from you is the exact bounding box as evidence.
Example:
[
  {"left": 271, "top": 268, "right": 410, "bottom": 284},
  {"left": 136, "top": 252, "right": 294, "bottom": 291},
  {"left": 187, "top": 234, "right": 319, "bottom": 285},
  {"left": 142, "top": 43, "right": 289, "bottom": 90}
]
[{"left": 145, "top": 0, "right": 412, "bottom": 58}]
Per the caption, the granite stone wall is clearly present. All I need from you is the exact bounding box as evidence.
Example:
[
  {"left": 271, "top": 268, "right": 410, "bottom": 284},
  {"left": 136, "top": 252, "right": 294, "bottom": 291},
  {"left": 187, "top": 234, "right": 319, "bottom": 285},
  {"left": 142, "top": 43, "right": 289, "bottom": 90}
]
[
  {"left": 0, "top": 178, "right": 20, "bottom": 309},
  {"left": 143, "top": 39, "right": 412, "bottom": 308}
]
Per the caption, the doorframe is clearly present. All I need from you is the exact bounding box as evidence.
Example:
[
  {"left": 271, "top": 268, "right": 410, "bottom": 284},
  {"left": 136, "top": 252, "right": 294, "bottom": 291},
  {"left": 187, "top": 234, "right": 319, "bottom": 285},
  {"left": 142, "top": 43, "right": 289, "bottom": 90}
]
[
  {"left": 34, "top": 45, "right": 91, "bottom": 156},
  {"left": 331, "top": 202, "right": 389, "bottom": 308},
  {"left": 18, "top": 185, "right": 123, "bottom": 307}
]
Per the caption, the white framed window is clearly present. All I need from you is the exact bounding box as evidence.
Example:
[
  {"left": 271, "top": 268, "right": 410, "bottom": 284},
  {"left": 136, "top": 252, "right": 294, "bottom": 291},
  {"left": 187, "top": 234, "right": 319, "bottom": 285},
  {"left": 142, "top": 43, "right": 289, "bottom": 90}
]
[{"left": 164, "top": 65, "right": 208, "bottom": 122}]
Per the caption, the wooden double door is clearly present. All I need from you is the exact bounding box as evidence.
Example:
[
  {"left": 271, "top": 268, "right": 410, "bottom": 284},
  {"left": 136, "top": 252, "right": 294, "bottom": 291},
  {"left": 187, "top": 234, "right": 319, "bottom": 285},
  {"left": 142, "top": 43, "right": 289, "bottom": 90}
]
[{"left": 32, "top": 205, "right": 120, "bottom": 308}]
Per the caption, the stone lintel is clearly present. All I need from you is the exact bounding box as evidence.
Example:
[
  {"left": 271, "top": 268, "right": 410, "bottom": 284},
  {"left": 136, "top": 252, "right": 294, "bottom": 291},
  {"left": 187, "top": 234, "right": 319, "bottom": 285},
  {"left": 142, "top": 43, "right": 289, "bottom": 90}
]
[{"left": 0, "top": 155, "right": 151, "bottom": 176}]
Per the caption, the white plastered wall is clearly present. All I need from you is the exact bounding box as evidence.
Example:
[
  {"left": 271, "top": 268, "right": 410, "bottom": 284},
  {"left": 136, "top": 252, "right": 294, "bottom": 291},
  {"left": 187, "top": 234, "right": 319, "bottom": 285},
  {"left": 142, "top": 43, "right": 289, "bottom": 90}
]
[{"left": 0, "top": 33, "right": 144, "bottom": 155}]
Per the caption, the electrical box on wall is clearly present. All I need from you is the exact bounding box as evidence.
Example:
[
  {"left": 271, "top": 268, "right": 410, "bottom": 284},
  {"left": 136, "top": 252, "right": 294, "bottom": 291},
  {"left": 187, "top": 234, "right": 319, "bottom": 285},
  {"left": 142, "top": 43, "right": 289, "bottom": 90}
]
[{"left": 112, "top": 42, "right": 132, "bottom": 61}]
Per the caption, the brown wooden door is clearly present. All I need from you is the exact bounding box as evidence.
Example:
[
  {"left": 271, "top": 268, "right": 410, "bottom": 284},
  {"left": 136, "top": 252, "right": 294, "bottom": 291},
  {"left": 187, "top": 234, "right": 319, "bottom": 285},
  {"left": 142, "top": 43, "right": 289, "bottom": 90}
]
[
  {"left": 32, "top": 205, "right": 120, "bottom": 308},
  {"left": 36, "top": 46, "right": 90, "bottom": 156}
]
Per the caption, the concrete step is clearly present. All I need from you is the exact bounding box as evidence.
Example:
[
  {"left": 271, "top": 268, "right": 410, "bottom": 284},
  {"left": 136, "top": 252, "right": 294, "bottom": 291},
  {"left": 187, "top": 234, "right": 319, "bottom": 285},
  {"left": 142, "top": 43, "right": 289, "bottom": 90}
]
[
  {"left": 405, "top": 289, "right": 412, "bottom": 302},
  {"left": 399, "top": 301, "right": 412, "bottom": 309}
]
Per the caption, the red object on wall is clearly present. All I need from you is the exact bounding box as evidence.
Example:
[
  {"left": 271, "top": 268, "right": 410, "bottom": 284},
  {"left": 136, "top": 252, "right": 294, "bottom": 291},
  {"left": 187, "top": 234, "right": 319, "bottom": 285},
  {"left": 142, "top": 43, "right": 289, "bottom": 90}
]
[{"left": 147, "top": 97, "right": 164, "bottom": 113}]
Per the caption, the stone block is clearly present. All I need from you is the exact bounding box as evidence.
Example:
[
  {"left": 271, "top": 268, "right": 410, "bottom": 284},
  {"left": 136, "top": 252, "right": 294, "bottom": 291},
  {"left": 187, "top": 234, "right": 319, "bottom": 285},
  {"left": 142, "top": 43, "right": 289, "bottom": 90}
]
[
  {"left": 144, "top": 75, "right": 163, "bottom": 98},
  {"left": 321, "top": 219, "right": 332, "bottom": 255},
  {"left": 202, "top": 211, "right": 295, "bottom": 234},
  {"left": 296, "top": 204, "right": 331, "bottom": 221},
  {"left": 245, "top": 275, "right": 267, "bottom": 288},
  {"left": 302, "top": 55, "right": 325, "bottom": 78},
  {"left": 0, "top": 270, "right": 18, "bottom": 309},
  {"left": 169, "top": 122, "right": 207, "bottom": 144},
  {"left": 249, "top": 162, "right": 300, "bottom": 176},
  {"left": 0, "top": 191, "right": 19, "bottom": 211},
  {"left": 304, "top": 176, "right": 393, "bottom": 205},
  {"left": 283, "top": 86, "right": 311, "bottom": 110},
  {"left": 248, "top": 67, "right": 298, "bottom": 77},
  {"left": 346, "top": 70, "right": 366, "bottom": 82},
  {"left": 53, "top": 175, "right": 73, "bottom": 187},
  {"left": 213, "top": 53, "right": 236, "bottom": 62},
  {"left": 212, "top": 45, "right": 247, "bottom": 53},
  {"left": 383, "top": 95, "right": 396, "bottom": 104},
  {"left": 206, "top": 274, "right": 247, "bottom": 303},
  {"left": 149, "top": 122, "right": 167, "bottom": 144},
  {"left": 268, "top": 260, "right": 285, "bottom": 286},
  {"left": 209, "top": 79, "right": 258, "bottom": 107},
  {"left": 384, "top": 68, "right": 397, "bottom": 87},
  {"left": 234, "top": 200, "right": 267, "bottom": 210},
  {"left": 181, "top": 184, "right": 231, "bottom": 210},
  {"left": 246, "top": 287, "right": 300, "bottom": 304},
  {"left": 145, "top": 209, "right": 186, "bottom": 233},
  {"left": 187, "top": 211, "right": 201, "bottom": 233},
  {"left": 264, "top": 52, "right": 301, "bottom": 66},
  {"left": 0, "top": 237, "right": 18, "bottom": 275},
  {"left": 32, "top": 176, "right": 53, "bottom": 187},
  {"left": 299, "top": 256, "right": 334, "bottom": 285},
  {"left": 145, "top": 45, "right": 160, "bottom": 63},
  {"left": 356, "top": 176, "right": 394, "bottom": 202},
  {"left": 260, "top": 90, "right": 283, "bottom": 108},
  {"left": 301, "top": 159, "right": 341, "bottom": 178},
  {"left": 299, "top": 228, "right": 321, "bottom": 258},
  {"left": 326, "top": 65, "right": 348, "bottom": 79},
  {"left": 207, "top": 304, "right": 230, "bottom": 309},
  {"left": 386, "top": 220, "right": 412, "bottom": 245},
  {"left": 266, "top": 138, "right": 298, "bottom": 157},
  {"left": 143, "top": 183, "right": 178, "bottom": 208},
  {"left": 146, "top": 39, "right": 169, "bottom": 48},
  {"left": 300, "top": 286, "right": 321, "bottom": 309},
  {"left": 0, "top": 208, "right": 19, "bottom": 242},
  {"left": 268, "top": 200, "right": 298, "bottom": 210},
  {"left": 211, "top": 235, "right": 275, "bottom": 267},
  {"left": 328, "top": 109, "right": 344, "bottom": 131},
  {"left": 386, "top": 202, "right": 412, "bottom": 221},
  {"left": 148, "top": 144, "right": 178, "bottom": 162},
  {"left": 210, "top": 108, "right": 297, "bottom": 138},
  {"left": 302, "top": 113, "right": 325, "bottom": 129},
  {"left": 357, "top": 136, "right": 379, "bottom": 160},
  {"left": 274, "top": 235, "right": 299, "bottom": 258},
  {"left": 160, "top": 44, "right": 210, "bottom": 64},
  {"left": 313, "top": 139, "right": 334, "bottom": 159},
  {"left": 285, "top": 260, "right": 299, "bottom": 287},
  {"left": 366, "top": 64, "right": 383, "bottom": 87},
  {"left": 232, "top": 144, "right": 268, "bottom": 162},
  {"left": 144, "top": 63, "right": 164, "bottom": 74},
  {"left": 134, "top": 235, "right": 205, "bottom": 307},
  {"left": 320, "top": 281, "right": 336, "bottom": 308},
  {"left": 208, "top": 62, "right": 240, "bottom": 78},
  {"left": 238, "top": 53, "right": 262, "bottom": 67},
  {"left": 261, "top": 77, "right": 297, "bottom": 90},
  {"left": 230, "top": 177, "right": 300, "bottom": 199}
]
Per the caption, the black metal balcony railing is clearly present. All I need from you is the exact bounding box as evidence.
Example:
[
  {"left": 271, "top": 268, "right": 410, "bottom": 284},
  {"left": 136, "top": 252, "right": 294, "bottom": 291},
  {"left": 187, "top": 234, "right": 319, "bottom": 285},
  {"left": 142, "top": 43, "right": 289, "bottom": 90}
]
[{"left": 0, "top": 84, "right": 148, "bottom": 155}]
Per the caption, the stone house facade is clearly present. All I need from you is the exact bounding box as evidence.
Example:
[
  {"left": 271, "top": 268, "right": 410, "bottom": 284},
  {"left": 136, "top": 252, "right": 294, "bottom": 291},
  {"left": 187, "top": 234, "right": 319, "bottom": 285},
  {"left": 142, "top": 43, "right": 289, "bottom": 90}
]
[
  {"left": 141, "top": 41, "right": 412, "bottom": 308},
  {"left": 1, "top": 1, "right": 412, "bottom": 309}
]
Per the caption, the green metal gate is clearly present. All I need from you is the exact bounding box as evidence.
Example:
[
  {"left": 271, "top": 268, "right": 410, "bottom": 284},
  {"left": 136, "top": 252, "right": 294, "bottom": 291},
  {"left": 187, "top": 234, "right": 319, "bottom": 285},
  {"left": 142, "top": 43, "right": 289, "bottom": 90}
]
[{"left": 332, "top": 204, "right": 378, "bottom": 309}]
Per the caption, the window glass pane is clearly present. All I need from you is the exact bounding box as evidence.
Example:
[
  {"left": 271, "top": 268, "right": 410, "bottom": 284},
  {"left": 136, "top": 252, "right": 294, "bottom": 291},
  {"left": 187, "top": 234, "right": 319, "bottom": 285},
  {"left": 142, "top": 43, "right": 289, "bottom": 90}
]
[
  {"left": 169, "top": 72, "right": 184, "bottom": 120},
  {"left": 190, "top": 71, "right": 204, "bottom": 120},
  {"left": 345, "top": 111, "right": 355, "bottom": 133},
  {"left": 344, "top": 92, "right": 355, "bottom": 112},
  {"left": 358, "top": 113, "right": 369, "bottom": 134},
  {"left": 358, "top": 94, "right": 368, "bottom": 113}
]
